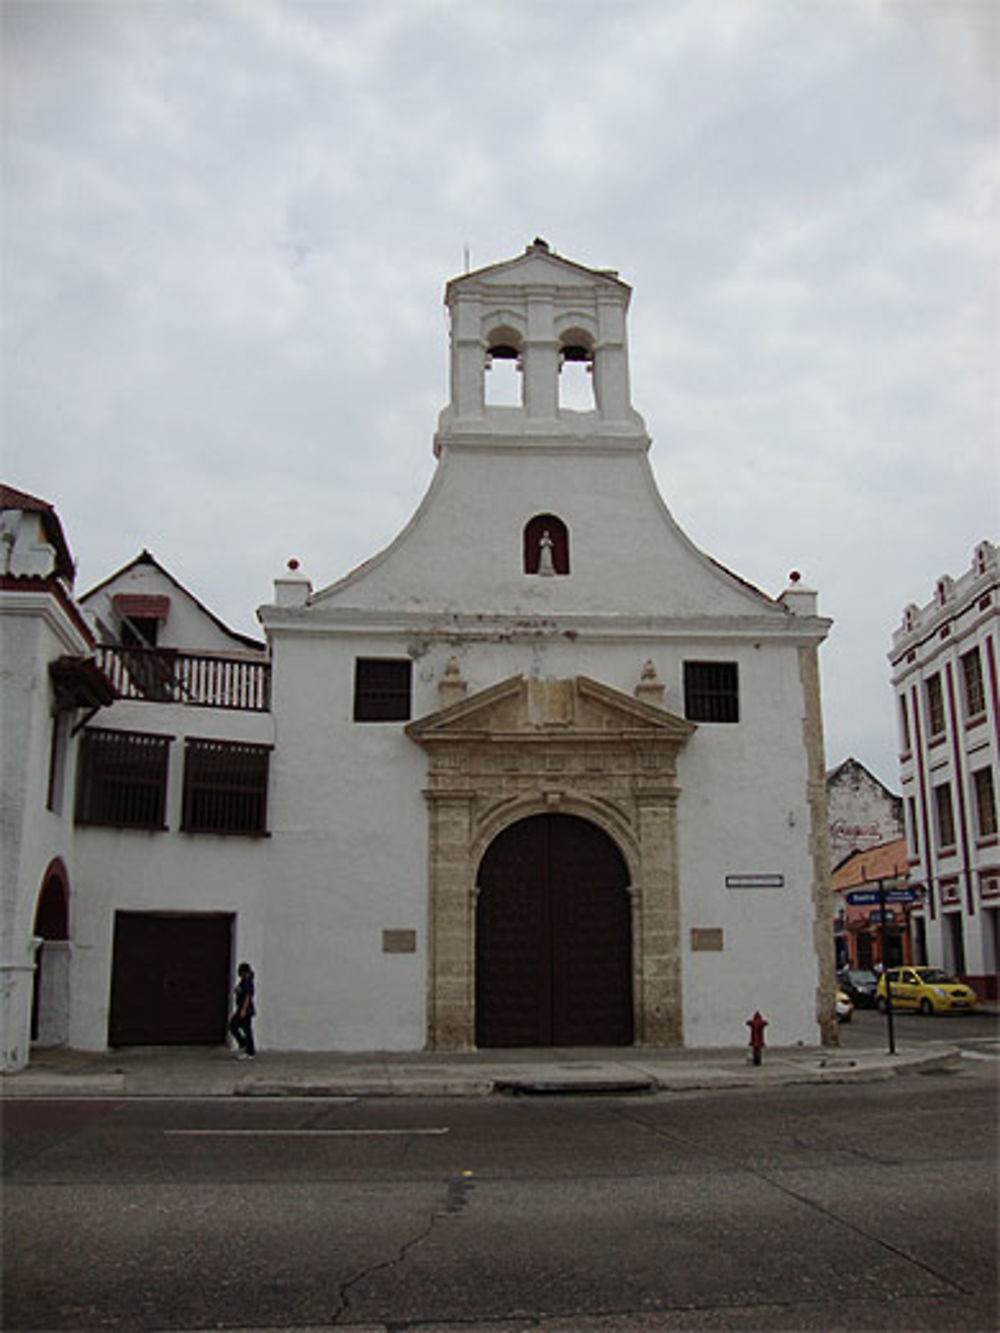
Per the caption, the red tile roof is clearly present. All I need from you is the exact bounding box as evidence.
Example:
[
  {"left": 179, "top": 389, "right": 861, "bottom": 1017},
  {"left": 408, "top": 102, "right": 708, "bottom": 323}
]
[{"left": 831, "top": 838, "right": 909, "bottom": 891}]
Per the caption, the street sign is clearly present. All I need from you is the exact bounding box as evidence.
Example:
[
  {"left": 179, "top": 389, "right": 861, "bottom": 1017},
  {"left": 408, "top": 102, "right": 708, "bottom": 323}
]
[{"left": 845, "top": 887, "right": 916, "bottom": 906}]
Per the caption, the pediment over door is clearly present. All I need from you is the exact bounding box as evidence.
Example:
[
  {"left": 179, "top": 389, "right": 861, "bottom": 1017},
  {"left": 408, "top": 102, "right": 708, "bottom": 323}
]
[{"left": 407, "top": 674, "right": 696, "bottom": 747}]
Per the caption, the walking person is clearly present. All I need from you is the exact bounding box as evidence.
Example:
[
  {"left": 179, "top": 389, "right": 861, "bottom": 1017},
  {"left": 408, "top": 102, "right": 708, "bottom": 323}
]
[{"left": 228, "top": 962, "right": 256, "bottom": 1059}]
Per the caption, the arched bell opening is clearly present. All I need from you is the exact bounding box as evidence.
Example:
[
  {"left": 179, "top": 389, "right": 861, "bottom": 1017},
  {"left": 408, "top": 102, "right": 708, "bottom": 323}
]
[
  {"left": 558, "top": 330, "right": 595, "bottom": 411},
  {"left": 484, "top": 327, "right": 524, "bottom": 407}
]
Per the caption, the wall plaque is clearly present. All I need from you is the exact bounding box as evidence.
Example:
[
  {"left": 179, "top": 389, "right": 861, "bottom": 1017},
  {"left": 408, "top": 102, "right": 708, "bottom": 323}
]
[
  {"left": 690, "top": 928, "right": 724, "bottom": 952},
  {"left": 382, "top": 929, "right": 417, "bottom": 954},
  {"left": 725, "top": 874, "right": 785, "bottom": 889}
]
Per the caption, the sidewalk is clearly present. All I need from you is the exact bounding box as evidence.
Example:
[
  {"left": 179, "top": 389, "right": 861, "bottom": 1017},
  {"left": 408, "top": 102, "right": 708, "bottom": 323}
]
[{"left": 0, "top": 1039, "right": 964, "bottom": 1099}]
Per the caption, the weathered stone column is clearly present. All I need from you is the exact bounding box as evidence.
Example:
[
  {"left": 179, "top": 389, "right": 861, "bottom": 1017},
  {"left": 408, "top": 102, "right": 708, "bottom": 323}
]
[
  {"left": 634, "top": 784, "right": 684, "bottom": 1046},
  {"left": 424, "top": 790, "right": 477, "bottom": 1050}
]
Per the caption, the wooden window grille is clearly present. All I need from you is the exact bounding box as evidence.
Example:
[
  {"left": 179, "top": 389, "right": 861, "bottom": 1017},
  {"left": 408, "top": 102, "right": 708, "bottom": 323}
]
[
  {"left": 181, "top": 739, "right": 270, "bottom": 835},
  {"left": 75, "top": 728, "right": 170, "bottom": 830},
  {"left": 961, "top": 649, "right": 985, "bottom": 720},
  {"left": 353, "top": 658, "right": 412, "bottom": 722},
  {"left": 973, "top": 768, "right": 997, "bottom": 840},
  {"left": 925, "top": 673, "right": 945, "bottom": 737},
  {"left": 933, "top": 783, "right": 956, "bottom": 850},
  {"left": 683, "top": 661, "right": 740, "bottom": 723}
]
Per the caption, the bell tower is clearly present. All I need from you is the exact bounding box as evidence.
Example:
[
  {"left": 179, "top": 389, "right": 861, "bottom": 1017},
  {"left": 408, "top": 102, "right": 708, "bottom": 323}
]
[{"left": 434, "top": 239, "right": 648, "bottom": 453}]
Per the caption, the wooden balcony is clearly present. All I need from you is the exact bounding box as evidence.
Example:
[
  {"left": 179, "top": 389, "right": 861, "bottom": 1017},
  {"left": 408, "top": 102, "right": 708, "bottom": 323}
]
[{"left": 96, "top": 645, "right": 270, "bottom": 712}]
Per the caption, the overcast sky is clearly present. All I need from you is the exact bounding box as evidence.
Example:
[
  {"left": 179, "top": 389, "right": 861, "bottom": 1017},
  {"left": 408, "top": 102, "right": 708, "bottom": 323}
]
[{"left": 4, "top": 0, "right": 997, "bottom": 788}]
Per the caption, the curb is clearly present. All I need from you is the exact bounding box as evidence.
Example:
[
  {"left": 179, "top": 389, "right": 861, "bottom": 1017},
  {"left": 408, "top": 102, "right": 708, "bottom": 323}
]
[{"left": 0, "top": 1045, "right": 965, "bottom": 1099}]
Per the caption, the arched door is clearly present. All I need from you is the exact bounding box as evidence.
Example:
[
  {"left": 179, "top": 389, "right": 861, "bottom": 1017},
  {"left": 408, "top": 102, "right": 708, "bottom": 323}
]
[
  {"left": 31, "top": 867, "right": 70, "bottom": 1046},
  {"left": 476, "top": 814, "right": 633, "bottom": 1047}
]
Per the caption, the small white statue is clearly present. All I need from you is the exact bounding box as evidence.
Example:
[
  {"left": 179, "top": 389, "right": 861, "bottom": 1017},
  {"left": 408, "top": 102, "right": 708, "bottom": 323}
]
[{"left": 537, "top": 530, "right": 555, "bottom": 576}]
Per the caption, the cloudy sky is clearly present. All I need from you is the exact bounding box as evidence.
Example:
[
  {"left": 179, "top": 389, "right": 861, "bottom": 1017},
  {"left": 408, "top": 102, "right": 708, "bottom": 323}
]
[{"left": 4, "top": 0, "right": 997, "bottom": 787}]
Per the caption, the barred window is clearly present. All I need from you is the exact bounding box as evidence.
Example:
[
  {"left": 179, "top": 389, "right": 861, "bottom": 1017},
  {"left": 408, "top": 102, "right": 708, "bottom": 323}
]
[
  {"left": 76, "top": 728, "right": 170, "bottom": 830},
  {"left": 961, "top": 648, "right": 985, "bottom": 720},
  {"left": 353, "top": 658, "right": 412, "bottom": 722},
  {"left": 181, "top": 739, "right": 270, "bottom": 835},
  {"left": 683, "top": 661, "right": 739, "bottom": 723},
  {"left": 925, "top": 673, "right": 945, "bottom": 737}
]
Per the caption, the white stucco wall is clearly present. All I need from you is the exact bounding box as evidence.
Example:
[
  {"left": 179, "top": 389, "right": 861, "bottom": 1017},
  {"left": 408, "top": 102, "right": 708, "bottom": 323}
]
[
  {"left": 256, "top": 618, "right": 824, "bottom": 1050},
  {"left": 0, "top": 588, "right": 90, "bottom": 1068}
]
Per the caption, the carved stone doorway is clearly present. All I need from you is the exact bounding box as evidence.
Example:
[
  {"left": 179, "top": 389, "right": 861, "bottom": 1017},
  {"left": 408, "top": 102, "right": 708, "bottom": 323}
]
[{"left": 407, "top": 675, "right": 695, "bottom": 1050}]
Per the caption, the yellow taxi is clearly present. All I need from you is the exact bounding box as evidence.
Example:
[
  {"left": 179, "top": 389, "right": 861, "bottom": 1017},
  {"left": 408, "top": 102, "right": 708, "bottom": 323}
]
[{"left": 876, "top": 967, "right": 978, "bottom": 1015}]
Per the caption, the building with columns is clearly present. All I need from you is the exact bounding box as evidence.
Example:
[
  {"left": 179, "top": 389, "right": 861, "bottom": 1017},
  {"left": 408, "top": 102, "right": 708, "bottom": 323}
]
[
  {"left": 2, "top": 242, "right": 835, "bottom": 1069},
  {"left": 890, "top": 541, "right": 999, "bottom": 999}
]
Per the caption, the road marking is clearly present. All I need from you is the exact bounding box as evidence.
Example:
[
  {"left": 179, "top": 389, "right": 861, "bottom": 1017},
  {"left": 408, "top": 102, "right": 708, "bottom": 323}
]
[{"left": 164, "top": 1127, "right": 450, "bottom": 1137}]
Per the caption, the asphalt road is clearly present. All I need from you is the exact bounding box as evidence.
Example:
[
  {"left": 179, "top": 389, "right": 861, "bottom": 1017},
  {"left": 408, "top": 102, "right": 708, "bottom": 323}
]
[
  {"left": 3, "top": 1050, "right": 997, "bottom": 1332},
  {"left": 837, "top": 1004, "right": 999, "bottom": 1054}
]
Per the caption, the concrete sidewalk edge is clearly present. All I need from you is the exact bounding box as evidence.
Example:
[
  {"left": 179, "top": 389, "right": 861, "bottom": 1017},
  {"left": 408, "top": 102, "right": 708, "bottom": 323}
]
[{"left": 0, "top": 1043, "right": 964, "bottom": 1099}]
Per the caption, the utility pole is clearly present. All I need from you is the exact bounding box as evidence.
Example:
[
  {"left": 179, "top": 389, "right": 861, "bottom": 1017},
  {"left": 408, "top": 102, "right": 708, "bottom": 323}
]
[{"left": 878, "top": 877, "right": 896, "bottom": 1056}]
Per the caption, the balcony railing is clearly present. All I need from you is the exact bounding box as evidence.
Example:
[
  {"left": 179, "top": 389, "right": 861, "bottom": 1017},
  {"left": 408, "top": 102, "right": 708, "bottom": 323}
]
[{"left": 96, "top": 645, "right": 271, "bottom": 712}]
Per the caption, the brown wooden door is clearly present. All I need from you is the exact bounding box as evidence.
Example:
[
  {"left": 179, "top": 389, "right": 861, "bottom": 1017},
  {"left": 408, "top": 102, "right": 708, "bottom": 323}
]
[
  {"left": 476, "top": 814, "right": 633, "bottom": 1047},
  {"left": 109, "top": 912, "right": 233, "bottom": 1045}
]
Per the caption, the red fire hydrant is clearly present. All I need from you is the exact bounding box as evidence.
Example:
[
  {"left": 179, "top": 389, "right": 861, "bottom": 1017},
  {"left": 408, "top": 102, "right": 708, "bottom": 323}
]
[{"left": 747, "top": 1011, "right": 768, "bottom": 1066}]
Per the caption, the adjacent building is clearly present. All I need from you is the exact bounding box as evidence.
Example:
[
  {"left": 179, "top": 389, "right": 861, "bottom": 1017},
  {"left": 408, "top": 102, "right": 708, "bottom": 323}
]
[
  {"left": 2, "top": 242, "right": 836, "bottom": 1070},
  {"left": 890, "top": 541, "right": 999, "bottom": 999},
  {"left": 826, "top": 757, "right": 903, "bottom": 871},
  {"left": 831, "top": 838, "right": 911, "bottom": 973}
]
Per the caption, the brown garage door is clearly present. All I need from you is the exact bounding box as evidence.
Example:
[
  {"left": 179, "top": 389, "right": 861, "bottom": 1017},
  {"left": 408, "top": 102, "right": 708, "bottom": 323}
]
[
  {"left": 109, "top": 912, "right": 233, "bottom": 1045},
  {"left": 476, "top": 814, "right": 633, "bottom": 1047}
]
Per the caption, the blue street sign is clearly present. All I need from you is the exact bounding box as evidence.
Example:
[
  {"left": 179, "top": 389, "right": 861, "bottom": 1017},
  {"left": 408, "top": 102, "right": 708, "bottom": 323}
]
[
  {"left": 845, "top": 887, "right": 916, "bottom": 906},
  {"left": 845, "top": 889, "right": 879, "bottom": 905}
]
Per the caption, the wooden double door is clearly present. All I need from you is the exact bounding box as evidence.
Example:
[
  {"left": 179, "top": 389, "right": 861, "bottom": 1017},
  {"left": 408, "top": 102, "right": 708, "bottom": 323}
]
[
  {"left": 109, "top": 912, "right": 233, "bottom": 1046},
  {"left": 475, "top": 814, "right": 633, "bottom": 1047}
]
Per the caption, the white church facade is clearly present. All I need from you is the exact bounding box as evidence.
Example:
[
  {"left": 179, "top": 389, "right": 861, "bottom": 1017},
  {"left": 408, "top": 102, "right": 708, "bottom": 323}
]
[{"left": 1, "top": 242, "right": 834, "bottom": 1071}]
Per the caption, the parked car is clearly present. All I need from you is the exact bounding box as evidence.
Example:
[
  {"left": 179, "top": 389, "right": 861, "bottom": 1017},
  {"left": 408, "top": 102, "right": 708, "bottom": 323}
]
[
  {"left": 838, "top": 968, "right": 879, "bottom": 1008},
  {"left": 876, "top": 967, "right": 978, "bottom": 1015},
  {"left": 836, "top": 989, "right": 854, "bottom": 1023}
]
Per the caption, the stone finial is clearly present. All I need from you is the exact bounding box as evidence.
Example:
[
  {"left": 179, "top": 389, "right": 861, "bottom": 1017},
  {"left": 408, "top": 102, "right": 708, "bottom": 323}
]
[
  {"left": 778, "top": 572, "right": 819, "bottom": 616},
  {"left": 635, "top": 659, "right": 665, "bottom": 707},
  {"left": 438, "top": 656, "right": 468, "bottom": 707},
  {"left": 273, "top": 557, "right": 312, "bottom": 608}
]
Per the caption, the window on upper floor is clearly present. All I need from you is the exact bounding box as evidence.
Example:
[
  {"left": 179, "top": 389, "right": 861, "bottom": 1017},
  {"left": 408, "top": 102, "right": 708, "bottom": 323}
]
[
  {"left": 181, "top": 739, "right": 271, "bottom": 836},
  {"left": 906, "top": 797, "right": 919, "bottom": 858},
  {"left": 898, "top": 695, "right": 911, "bottom": 753},
  {"left": 961, "top": 647, "right": 985, "bottom": 721},
  {"left": 353, "top": 658, "right": 412, "bottom": 722},
  {"left": 933, "top": 782, "right": 956, "bottom": 851},
  {"left": 683, "top": 661, "right": 739, "bottom": 724},
  {"left": 925, "top": 673, "right": 945, "bottom": 738},
  {"left": 120, "top": 616, "right": 161, "bottom": 649},
  {"left": 523, "top": 514, "right": 570, "bottom": 576},
  {"left": 973, "top": 767, "right": 997, "bottom": 840},
  {"left": 75, "top": 727, "right": 171, "bottom": 830}
]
